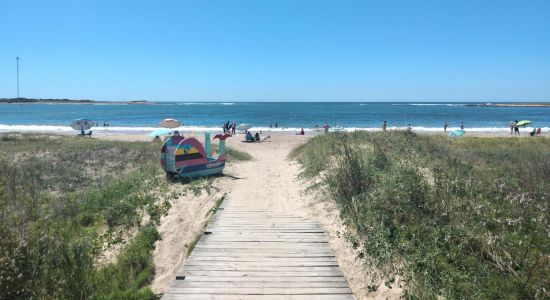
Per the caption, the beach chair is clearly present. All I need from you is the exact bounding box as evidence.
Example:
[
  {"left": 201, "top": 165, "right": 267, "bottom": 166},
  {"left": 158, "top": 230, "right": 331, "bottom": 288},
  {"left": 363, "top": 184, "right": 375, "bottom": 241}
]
[
  {"left": 86, "top": 131, "right": 93, "bottom": 137},
  {"left": 530, "top": 128, "right": 542, "bottom": 137}
]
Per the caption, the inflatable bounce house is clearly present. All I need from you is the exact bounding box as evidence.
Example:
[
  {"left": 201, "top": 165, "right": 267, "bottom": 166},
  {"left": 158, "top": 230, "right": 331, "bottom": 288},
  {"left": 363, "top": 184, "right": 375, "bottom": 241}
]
[{"left": 160, "top": 132, "right": 231, "bottom": 179}]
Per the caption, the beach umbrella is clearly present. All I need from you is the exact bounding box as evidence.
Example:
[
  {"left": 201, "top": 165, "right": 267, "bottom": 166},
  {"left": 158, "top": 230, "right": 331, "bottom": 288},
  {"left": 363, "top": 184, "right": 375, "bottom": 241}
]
[
  {"left": 236, "top": 123, "right": 252, "bottom": 131},
  {"left": 70, "top": 118, "right": 94, "bottom": 131},
  {"left": 516, "top": 120, "right": 532, "bottom": 127},
  {"left": 148, "top": 128, "right": 172, "bottom": 137},
  {"left": 449, "top": 130, "right": 465, "bottom": 138},
  {"left": 160, "top": 118, "right": 181, "bottom": 128}
]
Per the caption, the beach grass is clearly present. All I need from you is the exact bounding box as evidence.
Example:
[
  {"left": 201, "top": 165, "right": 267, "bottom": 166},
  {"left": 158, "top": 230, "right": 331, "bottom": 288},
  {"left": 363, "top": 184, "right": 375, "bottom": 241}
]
[
  {"left": 0, "top": 133, "right": 171, "bottom": 299},
  {"left": 291, "top": 131, "right": 549, "bottom": 299}
]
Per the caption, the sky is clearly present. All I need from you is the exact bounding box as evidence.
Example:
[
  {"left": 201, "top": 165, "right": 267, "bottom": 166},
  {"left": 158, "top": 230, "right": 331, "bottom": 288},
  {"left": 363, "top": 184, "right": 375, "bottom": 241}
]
[{"left": 0, "top": 0, "right": 549, "bottom": 102}]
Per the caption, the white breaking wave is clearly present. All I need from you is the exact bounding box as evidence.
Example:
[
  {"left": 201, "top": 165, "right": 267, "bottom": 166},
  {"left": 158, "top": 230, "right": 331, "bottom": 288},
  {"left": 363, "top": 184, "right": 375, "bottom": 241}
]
[
  {"left": 390, "top": 103, "right": 467, "bottom": 107},
  {"left": 176, "top": 102, "right": 235, "bottom": 106},
  {"left": 1, "top": 124, "right": 546, "bottom": 134}
]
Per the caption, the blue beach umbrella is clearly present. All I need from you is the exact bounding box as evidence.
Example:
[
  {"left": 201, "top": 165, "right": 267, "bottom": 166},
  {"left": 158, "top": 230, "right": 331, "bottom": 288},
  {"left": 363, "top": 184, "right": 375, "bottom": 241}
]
[{"left": 148, "top": 128, "right": 172, "bottom": 137}]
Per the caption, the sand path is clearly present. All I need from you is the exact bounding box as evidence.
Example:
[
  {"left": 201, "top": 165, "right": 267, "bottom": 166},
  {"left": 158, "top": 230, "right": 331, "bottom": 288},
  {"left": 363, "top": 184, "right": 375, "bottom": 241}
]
[{"left": 223, "top": 135, "right": 310, "bottom": 216}]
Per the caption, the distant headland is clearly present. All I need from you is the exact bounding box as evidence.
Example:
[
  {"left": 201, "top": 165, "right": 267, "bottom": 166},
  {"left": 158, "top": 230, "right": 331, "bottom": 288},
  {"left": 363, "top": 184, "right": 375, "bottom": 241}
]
[{"left": 0, "top": 98, "right": 149, "bottom": 104}]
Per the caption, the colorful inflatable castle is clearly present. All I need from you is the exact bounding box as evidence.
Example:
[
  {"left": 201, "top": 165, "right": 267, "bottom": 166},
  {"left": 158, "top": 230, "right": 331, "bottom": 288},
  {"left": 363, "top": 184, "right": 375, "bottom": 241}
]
[{"left": 160, "top": 132, "right": 231, "bottom": 179}]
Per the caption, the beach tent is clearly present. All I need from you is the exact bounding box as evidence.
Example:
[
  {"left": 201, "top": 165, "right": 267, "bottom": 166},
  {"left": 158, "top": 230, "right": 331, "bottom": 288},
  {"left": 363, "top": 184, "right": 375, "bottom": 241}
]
[{"left": 449, "top": 130, "right": 465, "bottom": 138}]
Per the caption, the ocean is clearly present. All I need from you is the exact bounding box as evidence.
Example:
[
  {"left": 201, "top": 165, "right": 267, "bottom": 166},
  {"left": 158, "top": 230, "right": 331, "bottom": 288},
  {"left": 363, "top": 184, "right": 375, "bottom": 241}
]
[{"left": 1, "top": 102, "right": 549, "bottom": 133}]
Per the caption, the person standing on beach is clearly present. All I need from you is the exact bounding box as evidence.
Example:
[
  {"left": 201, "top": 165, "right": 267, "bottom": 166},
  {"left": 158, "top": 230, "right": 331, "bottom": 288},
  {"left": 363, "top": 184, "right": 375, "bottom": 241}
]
[
  {"left": 323, "top": 122, "right": 329, "bottom": 134},
  {"left": 444, "top": 122, "right": 448, "bottom": 132},
  {"left": 509, "top": 121, "right": 515, "bottom": 135},
  {"left": 382, "top": 121, "right": 387, "bottom": 131},
  {"left": 460, "top": 122, "right": 464, "bottom": 130},
  {"left": 514, "top": 120, "right": 520, "bottom": 135}
]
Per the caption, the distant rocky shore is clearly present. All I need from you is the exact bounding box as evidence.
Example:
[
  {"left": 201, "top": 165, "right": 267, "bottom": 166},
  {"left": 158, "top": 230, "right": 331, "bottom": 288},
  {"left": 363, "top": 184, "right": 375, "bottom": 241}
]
[{"left": 0, "top": 98, "right": 149, "bottom": 104}]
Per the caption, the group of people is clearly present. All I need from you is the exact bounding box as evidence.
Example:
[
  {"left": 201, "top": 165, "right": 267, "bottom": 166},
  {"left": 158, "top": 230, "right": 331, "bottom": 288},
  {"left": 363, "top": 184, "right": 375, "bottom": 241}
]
[
  {"left": 223, "top": 121, "right": 237, "bottom": 135},
  {"left": 245, "top": 131, "right": 261, "bottom": 142},
  {"left": 509, "top": 120, "right": 521, "bottom": 135},
  {"left": 379, "top": 121, "right": 465, "bottom": 132},
  {"left": 509, "top": 120, "right": 542, "bottom": 136},
  {"left": 95, "top": 121, "right": 110, "bottom": 127},
  {"left": 443, "top": 122, "right": 464, "bottom": 132}
]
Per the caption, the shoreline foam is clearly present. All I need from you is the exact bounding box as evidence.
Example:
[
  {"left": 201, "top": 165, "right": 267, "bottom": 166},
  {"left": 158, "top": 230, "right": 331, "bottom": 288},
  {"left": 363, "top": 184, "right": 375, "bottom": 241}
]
[{"left": 1, "top": 124, "right": 547, "bottom": 135}]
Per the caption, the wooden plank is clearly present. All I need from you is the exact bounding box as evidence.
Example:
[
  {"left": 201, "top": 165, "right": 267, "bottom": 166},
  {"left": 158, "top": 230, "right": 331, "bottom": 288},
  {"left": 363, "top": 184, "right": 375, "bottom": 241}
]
[
  {"left": 189, "top": 252, "right": 335, "bottom": 258},
  {"left": 182, "top": 266, "right": 343, "bottom": 273},
  {"left": 193, "top": 247, "right": 332, "bottom": 252},
  {"left": 210, "top": 220, "right": 320, "bottom": 224},
  {"left": 185, "top": 261, "right": 339, "bottom": 267},
  {"left": 165, "top": 287, "right": 353, "bottom": 295},
  {"left": 203, "top": 236, "right": 328, "bottom": 240},
  {"left": 205, "top": 227, "right": 325, "bottom": 234},
  {"left": 200, "top": 238, "right": 328, "bottom": 243},
  {"left": 196, "top": 241, "right": 331, "bottom": 247},
  {"left": 174, "top": 276, "right": 347, "bottom": 282},
  {"left": 163, "top": 294, "right": 353, "bottom": 300},
  {"left": 170, "top": 281, "right": 349, "bottom": 288},
  {"left": 206, "top": 232, "right": 327, "bottom": 236},
  {"left": 178, "top": 271, "right": 344, "bottom": 277},
  {"left": 185, "top": 256, "right": 338, "bottom": 263}
]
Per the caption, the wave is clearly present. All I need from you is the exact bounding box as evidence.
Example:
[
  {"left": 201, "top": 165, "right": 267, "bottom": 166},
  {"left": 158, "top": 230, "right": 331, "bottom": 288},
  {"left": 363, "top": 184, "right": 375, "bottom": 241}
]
[
  {"left": 176, "top": 102, "right": 235, "bottom": 106},
  {"left": 2, "top": 124, "right": 546, "bottom": 134},
  {"left": 390, "top": 103, "right": 467, "bottom": 107}
]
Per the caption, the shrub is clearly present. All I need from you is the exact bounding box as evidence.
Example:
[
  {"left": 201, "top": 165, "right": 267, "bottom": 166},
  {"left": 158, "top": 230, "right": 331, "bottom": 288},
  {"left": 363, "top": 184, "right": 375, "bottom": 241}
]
[{"left": 293, "top": 131, "right": 550, "bottom": 299}]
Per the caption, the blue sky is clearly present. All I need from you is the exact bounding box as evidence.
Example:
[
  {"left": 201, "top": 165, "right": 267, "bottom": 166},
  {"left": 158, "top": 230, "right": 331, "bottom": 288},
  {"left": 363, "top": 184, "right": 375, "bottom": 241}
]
[{"left": 0, "top": 0, "right": 549, "bottom": 102}]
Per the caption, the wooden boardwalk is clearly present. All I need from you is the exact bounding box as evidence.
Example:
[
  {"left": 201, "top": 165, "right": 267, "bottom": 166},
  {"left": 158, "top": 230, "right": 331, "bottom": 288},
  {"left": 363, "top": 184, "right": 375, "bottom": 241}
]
[{"left": 163, "top": 201, "right": 354, "bottom": 299}]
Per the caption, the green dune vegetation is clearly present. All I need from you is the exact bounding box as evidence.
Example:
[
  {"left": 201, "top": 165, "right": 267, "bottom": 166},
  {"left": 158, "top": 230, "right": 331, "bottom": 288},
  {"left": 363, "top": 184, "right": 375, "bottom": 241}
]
[
  {"left": 0, "top": 133, "right": 250, "bottom": 299},
  {"left": 291, "top": 131, "right": 549, "bottom": 299}
]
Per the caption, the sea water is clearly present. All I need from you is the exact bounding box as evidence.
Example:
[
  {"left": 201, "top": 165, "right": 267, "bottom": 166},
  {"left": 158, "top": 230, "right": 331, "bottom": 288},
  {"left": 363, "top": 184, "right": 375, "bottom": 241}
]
[{"left": 1, "top": 102, "right": 549, "bottom": 133}]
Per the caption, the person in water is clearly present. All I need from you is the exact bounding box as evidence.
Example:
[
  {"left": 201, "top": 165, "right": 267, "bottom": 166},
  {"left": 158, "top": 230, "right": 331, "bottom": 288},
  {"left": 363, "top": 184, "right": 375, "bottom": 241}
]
[{"left": 323, "top": 122, "right": 330, "bottom": 133}]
